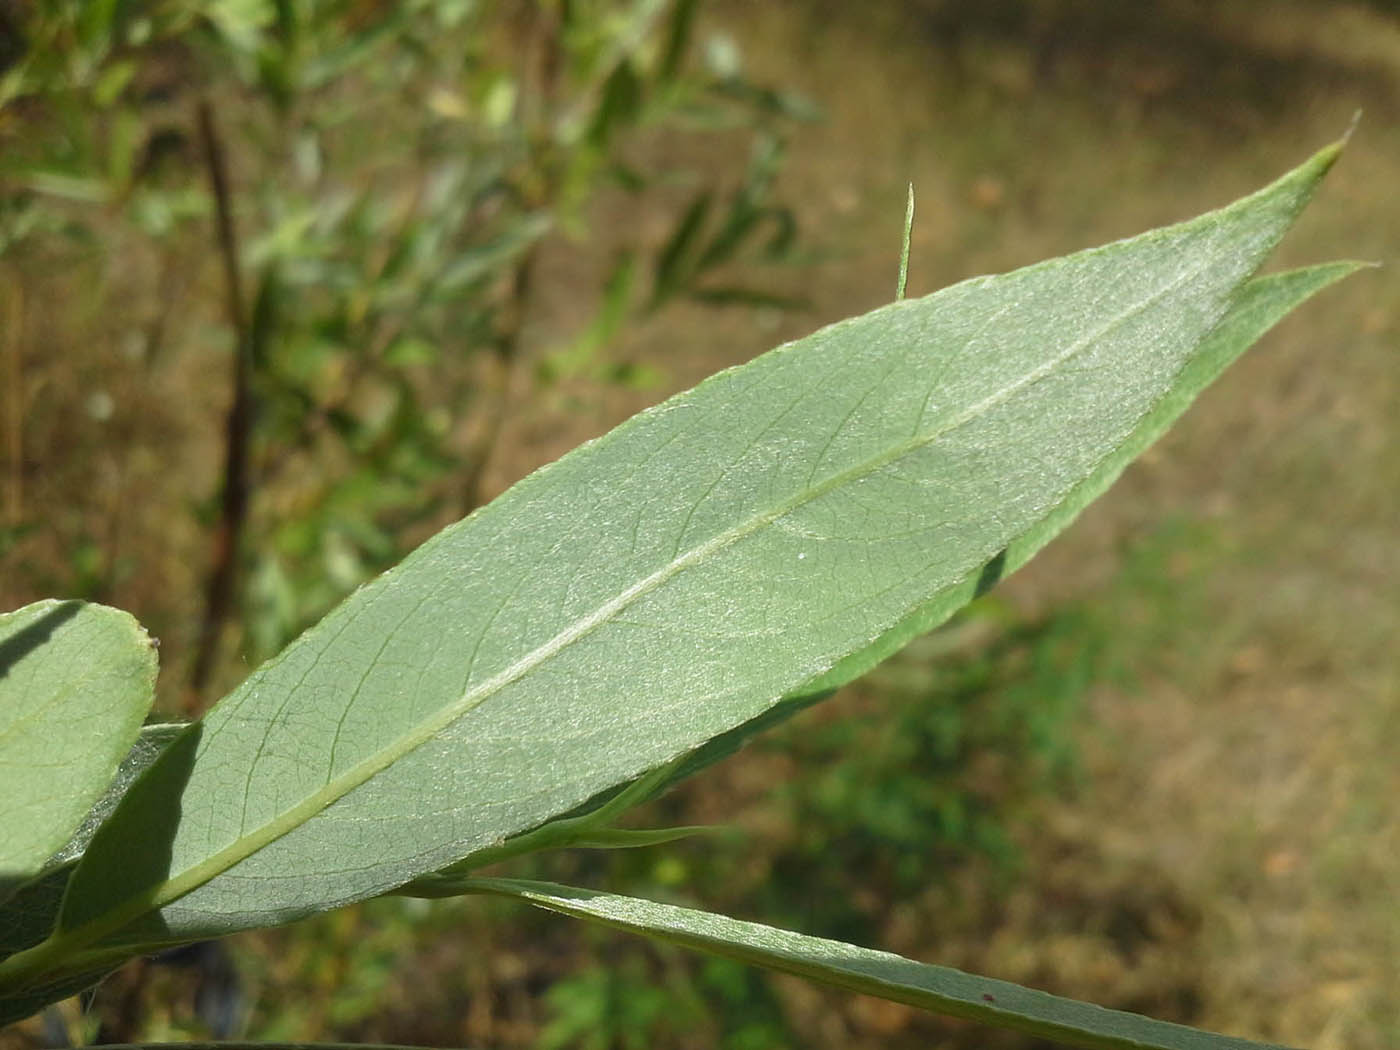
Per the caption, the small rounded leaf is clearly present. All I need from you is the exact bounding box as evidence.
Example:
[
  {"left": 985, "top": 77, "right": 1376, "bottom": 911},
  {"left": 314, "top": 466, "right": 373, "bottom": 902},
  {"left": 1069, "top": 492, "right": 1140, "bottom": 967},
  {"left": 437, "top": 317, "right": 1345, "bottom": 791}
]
[{"left": 0, "top": 600, "right": 158, "bottom": 887}]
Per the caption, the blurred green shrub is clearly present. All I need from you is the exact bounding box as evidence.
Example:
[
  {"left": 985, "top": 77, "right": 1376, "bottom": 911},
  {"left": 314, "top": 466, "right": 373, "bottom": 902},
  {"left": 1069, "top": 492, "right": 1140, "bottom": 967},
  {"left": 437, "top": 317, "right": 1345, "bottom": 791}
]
[
  {"left": 539, "top": 950, "right": 790, "bottom": 1050},
  {"left": 0, "top": 0, "right": 807, "bottom": 687},
  {"left": 758, "top": 601, "right": 1088, "bottom": 938}
]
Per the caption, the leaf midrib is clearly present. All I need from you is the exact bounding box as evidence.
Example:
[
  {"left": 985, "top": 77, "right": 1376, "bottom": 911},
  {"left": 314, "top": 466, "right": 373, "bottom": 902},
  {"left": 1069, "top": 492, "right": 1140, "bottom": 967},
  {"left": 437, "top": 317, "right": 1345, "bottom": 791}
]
[{"left": 68, "top": 249, "right": 1216, "bottom": 947}]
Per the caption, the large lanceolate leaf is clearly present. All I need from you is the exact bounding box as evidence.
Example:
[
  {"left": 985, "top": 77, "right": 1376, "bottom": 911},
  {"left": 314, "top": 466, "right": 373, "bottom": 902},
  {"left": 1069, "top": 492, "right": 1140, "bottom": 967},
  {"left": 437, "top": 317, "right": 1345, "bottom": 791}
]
[
  {"left": 460, "top": 878, "right": 1291, "bottom": 1050},
  {"left": 0, "top": 601, "right": 157, "bottom": 897},
  {"left": 0, "top": 144, "right": 1344, "bottom": 994}
]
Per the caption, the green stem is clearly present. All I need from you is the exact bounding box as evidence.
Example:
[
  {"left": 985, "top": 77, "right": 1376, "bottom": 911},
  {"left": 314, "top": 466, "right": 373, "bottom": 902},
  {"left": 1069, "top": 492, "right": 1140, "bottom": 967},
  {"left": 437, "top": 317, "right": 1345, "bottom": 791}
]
[
  {"left": 896, "top": 181, "right": 914, "bottom": 301},
  {"left": 0, "top": 934, "right": 146, "bottom": 997},
  {"left": 397, "top": 756, "right": 686, "bottom": 885}
]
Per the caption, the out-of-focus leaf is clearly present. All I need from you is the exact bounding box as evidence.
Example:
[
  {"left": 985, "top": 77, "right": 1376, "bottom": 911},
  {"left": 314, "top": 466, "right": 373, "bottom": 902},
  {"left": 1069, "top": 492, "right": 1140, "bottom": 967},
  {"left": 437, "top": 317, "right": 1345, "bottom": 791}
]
[
  {"left": 658, "top": 0, "right": 699, "bottom": 83},
  {"left": 92, "top": 60, "right": 135, "bottom": 107},
  {"left": 382, "top": 336, "right": 439, "bottom": 366},
  {"left": 433, "top": 212, "right": 553, "bottom": 293},
  {"left": 22, "top": 171, "right": 111, "bottom": 204},
  {"left": 204, "top": 0, "right": 277, "bottom": 57},
  {"left": 649, "top": 190, "right": 712, "bottom": 308},
  {"left": 588, "top": 62, "right": 643, "bottom": 148},
  {"left": 688, "top": 286, "right": 806, "bottom": 310},
  {"left": 540, "top": 252, "right": 638, "bottom": 384},
  {"left": 76, "top": 0, "right": 120, "bottom": 51}
]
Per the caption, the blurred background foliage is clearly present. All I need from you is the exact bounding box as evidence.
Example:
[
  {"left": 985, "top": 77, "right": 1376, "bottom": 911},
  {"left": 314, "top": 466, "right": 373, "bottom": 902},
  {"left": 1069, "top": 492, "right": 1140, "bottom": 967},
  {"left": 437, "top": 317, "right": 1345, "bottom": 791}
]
[
  {"left": 0, "top": 0, "right": 808, "bottom": 705},
  {"left": 1, "top": 1, "right": 1397, "bottom": 1049}
]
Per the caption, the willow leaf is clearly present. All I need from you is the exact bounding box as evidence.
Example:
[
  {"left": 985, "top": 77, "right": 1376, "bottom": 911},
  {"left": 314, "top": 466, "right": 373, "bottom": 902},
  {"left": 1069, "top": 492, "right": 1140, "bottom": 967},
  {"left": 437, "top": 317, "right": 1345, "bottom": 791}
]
[
  {"left": 2, "top": 144, "right": 1342, "bottom": 995},
  {"left": 463, "top": 877, "right": 1294, "bottom": 1050}
]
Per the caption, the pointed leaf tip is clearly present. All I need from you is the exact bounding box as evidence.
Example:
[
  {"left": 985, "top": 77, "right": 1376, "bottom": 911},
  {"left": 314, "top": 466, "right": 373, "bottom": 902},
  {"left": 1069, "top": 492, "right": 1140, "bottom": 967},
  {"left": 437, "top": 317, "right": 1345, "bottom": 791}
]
[{"left": 1342, "top": 109, "right": 1362, "bottom": 146}]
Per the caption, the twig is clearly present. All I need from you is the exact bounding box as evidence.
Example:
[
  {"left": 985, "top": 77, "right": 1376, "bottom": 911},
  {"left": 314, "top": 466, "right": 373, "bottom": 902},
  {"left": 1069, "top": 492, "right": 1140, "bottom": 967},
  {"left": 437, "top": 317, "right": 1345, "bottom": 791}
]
[
  {"left": 458, "top": 7, "right": 562, "bottom": 514},
  {"left": 2, "top": 271, "right": 21, "bottom": 528},
  {"left": 186, "top": 99, "right": 253, "bottom": 713}
]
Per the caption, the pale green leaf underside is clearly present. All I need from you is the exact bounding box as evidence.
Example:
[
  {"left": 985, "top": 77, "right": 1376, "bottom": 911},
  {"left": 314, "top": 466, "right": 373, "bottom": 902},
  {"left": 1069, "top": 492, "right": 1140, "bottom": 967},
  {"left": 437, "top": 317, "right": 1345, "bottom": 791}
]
[
  {"left": 0, "top": 601, "right": 156, "bottom": 890},
  {"left": 47, "top": 144, "right": 1339, "bottom": 962},
  {"left": 597, "top": 258, "right": 1366, "bottom": 805},
  {"left": 467, "top": 878, "right": 1295, "bottom": 1050}
]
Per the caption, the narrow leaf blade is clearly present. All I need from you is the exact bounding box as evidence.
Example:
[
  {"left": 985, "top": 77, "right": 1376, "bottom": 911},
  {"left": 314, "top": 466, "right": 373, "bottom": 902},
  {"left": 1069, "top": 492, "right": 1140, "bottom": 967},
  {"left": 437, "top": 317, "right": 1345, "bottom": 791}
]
[{"left": 467, "top": 878, "right": 1294, "bottom": 1050}]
